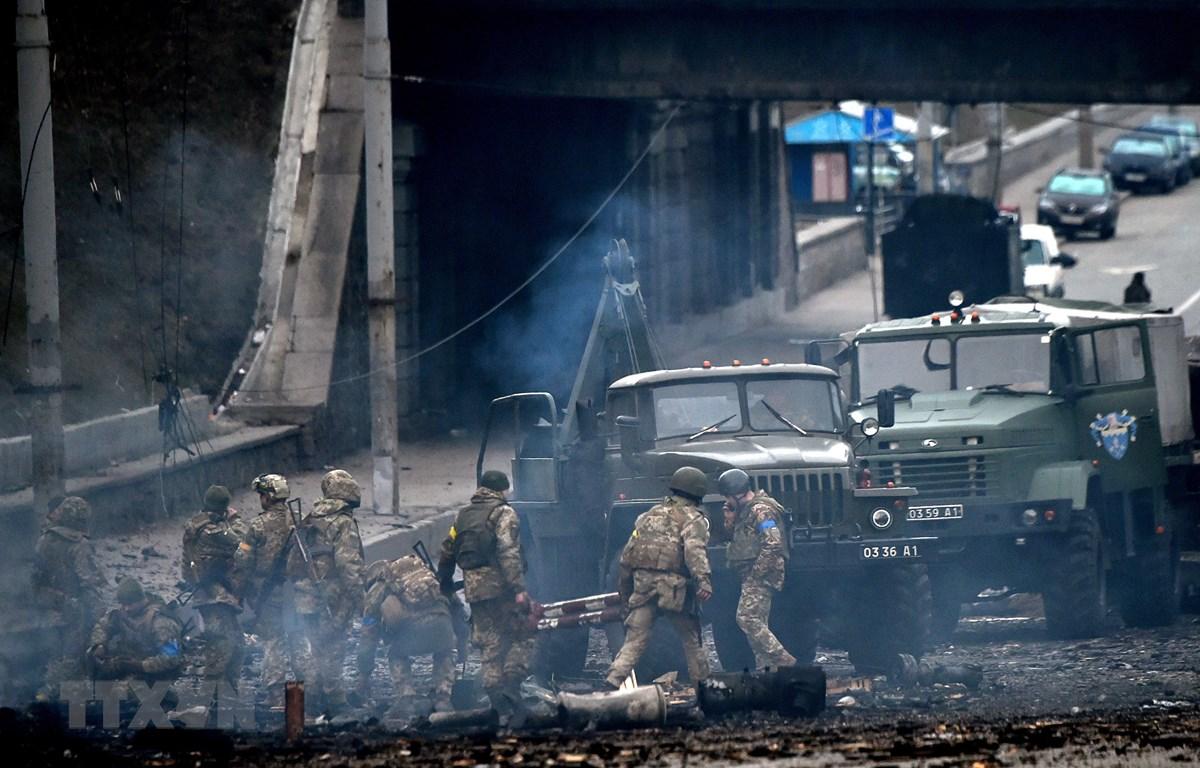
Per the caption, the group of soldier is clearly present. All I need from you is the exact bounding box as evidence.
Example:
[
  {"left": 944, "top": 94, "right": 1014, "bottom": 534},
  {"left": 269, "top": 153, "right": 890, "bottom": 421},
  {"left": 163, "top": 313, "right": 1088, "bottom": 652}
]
[{"left": 30, "top": 457, "right": 794, "bottom": 723}]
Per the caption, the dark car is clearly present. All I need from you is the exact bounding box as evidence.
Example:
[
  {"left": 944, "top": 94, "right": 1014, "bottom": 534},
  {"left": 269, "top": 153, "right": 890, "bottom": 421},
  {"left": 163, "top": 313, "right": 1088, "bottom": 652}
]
[
  {"left": 1036, "top": 168, "right": 1120, "bottom": 239},
  {"left": 1148, "top": 115, "right": 1200, "bottom": 174},
  {"left": 1136, "top": 124, "right": 1193, "bottom": 185},
  {"left": 1104, "top": 133, "right": 1182, "bottom": 193}
]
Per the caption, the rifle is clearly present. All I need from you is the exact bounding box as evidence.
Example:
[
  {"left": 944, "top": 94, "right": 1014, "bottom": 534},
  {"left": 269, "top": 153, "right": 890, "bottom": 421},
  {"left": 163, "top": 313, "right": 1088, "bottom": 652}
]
[
  {"left": 288, "top": 498, "right": 335, "bottom": 620},
  {"left": 413, "top": 540, "right": 470, "bottom": 665}
]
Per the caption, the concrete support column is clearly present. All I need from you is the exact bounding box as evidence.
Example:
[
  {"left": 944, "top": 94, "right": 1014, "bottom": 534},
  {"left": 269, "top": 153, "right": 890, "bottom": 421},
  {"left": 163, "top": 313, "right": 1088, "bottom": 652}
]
[
  {"left": 363, "top": 0, "right": 399, "bottom": 513},
  {"left": 394, "top": 122, "right": 421, "bottom": 436},
  {"left": 983, "top": 102, "right": 1005, "bottom": 203},
  {"left": 917, "top": 102, "right": 936, "bottom": 194},
  {"left": 1078, "top": 105, "right": 1094, "bottom": 169},
  {"left": 16, "top": 0, "right": 65, "bottom": 527}
]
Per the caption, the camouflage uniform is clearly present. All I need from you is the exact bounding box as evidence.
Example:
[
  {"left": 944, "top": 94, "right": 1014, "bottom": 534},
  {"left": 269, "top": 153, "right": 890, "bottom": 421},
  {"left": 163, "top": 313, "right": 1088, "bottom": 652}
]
[
  {"left": 356, "top": 556, "right": 456, "bottom": 712},
  {"left": 86, "top": 579, "right": 184, "bottom": 686},
  {"left": 33, "top": 497, "right": 108, "bottom": 697},
  {"left": 726, "top": 491, "right": 796, "bottom": 669},
  {"left": 233, "top": 474, "right": 314, "bottom": 703},
  {"left": 181, "top": 485, "right": 247, "bottom": 688},
  {"left": 606, "top": 494, "right": 712, "bottom": 687},
  {"left": 437, "top": 482, "right": 534, "bottom": 710},
  {"left": 285, "top": 469, "right": 365, "bottom": 711}
]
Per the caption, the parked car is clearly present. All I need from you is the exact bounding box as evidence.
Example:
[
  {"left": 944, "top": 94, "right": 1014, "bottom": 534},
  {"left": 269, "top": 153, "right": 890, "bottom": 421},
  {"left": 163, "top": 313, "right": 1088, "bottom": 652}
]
[
  {"left": 1148, "top": 115, "right": 1200, "bottom": 174},
  {"left": 1103, "top": 134, "right": 1182, "bottom": 193},
  {"left": 1136, "top": 124, "right": 1193, "bottom": 185},
  {"left": 1020, "top": 223, "right": 1076, "bottom": 297},
  {"left": 1036, "top": 167, "right": 1120, "bottom": 239}
]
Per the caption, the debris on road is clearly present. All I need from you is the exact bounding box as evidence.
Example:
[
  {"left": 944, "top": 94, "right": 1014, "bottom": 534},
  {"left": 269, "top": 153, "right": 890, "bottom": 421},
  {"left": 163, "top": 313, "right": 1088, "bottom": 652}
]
[{"left": 697, "top": 666, "right": 826, "bottom": 717}]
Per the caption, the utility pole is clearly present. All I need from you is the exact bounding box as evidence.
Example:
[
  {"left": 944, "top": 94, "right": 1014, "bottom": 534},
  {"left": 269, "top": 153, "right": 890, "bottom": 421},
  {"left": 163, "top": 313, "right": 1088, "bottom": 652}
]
[
  {"left": 363, "top": 0, "right": 400, "bottom": 515},
  {"left": 1078, "top": 105, "right": 1094, "bottom": 169},
  {"left": 916, "top": 102, "right": 935, "bottom": 195},
  {"left": 16, "top": 0, "right": 65, "bottom": 533},
  {"left": 984, "top": 103, "right": 1005, "bottom": 203}
]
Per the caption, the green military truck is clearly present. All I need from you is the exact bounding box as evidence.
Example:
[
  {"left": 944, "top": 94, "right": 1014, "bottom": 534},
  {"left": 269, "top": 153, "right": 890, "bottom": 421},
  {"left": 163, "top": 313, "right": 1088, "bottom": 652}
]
[
  {"left": 840, "top": 296, "right": 1200, "bottom": 639},
  {"left": 477, "top": 241, "right": 935, "bottom": 678}
]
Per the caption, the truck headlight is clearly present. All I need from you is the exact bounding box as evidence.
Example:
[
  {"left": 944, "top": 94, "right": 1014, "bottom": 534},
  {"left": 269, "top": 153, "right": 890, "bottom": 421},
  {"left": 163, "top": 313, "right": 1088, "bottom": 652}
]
[
  {"left": 1021, "top": 508, "right": 1039, "bottom": 526},
  {"left": 871, "top": 508, "right": 893, "bottom": 530}
]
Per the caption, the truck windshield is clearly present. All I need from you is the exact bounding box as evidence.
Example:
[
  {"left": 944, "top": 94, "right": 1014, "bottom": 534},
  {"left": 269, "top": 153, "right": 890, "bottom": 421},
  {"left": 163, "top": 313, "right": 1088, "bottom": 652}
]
[
  {"left": 857, "top": 332, "right": 1052, "bottom": 399},
  {"left": 746, "top": 378, "right": 842, "bottom": 433},
  {"left": 652, "top": 382, "right": 742, "bottom": 440}
]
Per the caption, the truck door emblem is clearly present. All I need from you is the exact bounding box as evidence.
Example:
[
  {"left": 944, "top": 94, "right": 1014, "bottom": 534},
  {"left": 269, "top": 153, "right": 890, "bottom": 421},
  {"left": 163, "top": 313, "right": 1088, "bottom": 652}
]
[
  {"left": 1090, "top": 410, "right": 1137, "bottom": 460},
  {"left": 922, "top": 438, "right": 938, "bottom": 448}
]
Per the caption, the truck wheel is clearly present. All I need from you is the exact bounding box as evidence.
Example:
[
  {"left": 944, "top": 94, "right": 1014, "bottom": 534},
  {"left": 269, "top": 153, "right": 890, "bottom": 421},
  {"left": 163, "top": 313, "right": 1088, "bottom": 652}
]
[
  {"left": 1118, "top": 542, "right": 1179, "bottom": 628},
  {"left": 1043, "top": 508, "right": 1107, "bottom": 639},
  {"left": 532, "top": 627, "right": 590, "bottom": 682},
  {"left": 710, "top": 608, "right": 756, "bottom": 673},
  {"left": 930, "top": 587, "right": 962, "bottom": 642},
  {"left": 844, "top": 564, "right": 932, "bottom": 674}
]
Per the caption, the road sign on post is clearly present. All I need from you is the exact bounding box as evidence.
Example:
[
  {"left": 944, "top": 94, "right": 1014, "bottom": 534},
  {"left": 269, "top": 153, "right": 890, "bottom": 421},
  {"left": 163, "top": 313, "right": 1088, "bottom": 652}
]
[{"left": 863, "top": 107, "right": 895, "bottom": 142}]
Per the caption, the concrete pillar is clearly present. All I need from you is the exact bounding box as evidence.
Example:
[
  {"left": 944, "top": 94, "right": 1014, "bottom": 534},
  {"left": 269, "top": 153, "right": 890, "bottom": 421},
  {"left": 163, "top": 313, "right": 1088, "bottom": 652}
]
[
  {"left": 363, "top": 0, "right": 399, "bottom": 513},
  {"left": 983, "top": 102, "right": 1005, "bottom": 203},
  {"left": 394, "top": 123, "right": 421, "bottom": 436},
  {"left": 917, "top": 102, "right": 936, "bottom": 194},
  {"left": 1078, "top": 105, "right": 1094, "bottom": 169},
  {"left": 16, "top": 0, "right": 65, "bottom": 526}
]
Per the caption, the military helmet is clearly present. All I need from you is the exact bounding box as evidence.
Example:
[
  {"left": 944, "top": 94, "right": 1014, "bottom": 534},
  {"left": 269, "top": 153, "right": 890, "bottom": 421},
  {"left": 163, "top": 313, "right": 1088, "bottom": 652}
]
[
  {"left": 364, "top": 559, "right": 390, "bottom": 587},
  {"left": 480, "top": 469, "right": 510, "bottom": 492},
  {"left": 252, "top": 473, "right": 290, "bottom": 502},
  {"left": 116, "top": 578, "right": 146, "bottom": 606},
  {"left": 321, "top": 469, "right": 361, "bottom": 506},
  {"left": 51, "top": 496, "right": 91, "bottom": 531},
  {"left": 203, "top": 484, "right": 232, "bottom": 512},
  {"left": 717, "top": 468, "right": 752, "bottom": 497},
  {"left": 668, "top": 466, "right": 708, "bottom": 502}
]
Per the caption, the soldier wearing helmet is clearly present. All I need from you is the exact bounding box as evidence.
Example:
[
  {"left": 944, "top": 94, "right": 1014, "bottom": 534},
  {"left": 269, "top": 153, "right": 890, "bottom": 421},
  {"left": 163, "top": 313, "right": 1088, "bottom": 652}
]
[
  {"left": 605, "top": 466, "right": 713, "bottom": 689},
  {"left": 355, "top": 555, "right": 456, "bottom": 717},
  {"left": 718, "top": 467, "right": 796, "bottom": 669},
  {"left": 181, "top": 484, "right": 247, "bottom": 688},
  {"left": 85, "top": 578, "right": 184, "bottom": 687},
  {"left": 437, "top": 469, "right": 534, "bottom": 722},
  {"left": 234, "top": 473, "right": 315, "bottom": 704},
  {"left": 33, "top": 496, "right": 108, "bottom": 698},
  {"left": 285, "top": 469, "right": 365, "bottom": 713}
]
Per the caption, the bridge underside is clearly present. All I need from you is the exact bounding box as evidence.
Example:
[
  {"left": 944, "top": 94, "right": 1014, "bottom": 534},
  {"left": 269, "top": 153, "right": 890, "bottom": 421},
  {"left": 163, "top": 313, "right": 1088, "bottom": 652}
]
[{"left": 394, "top": 2, "right": 1200, "bottom": 103}]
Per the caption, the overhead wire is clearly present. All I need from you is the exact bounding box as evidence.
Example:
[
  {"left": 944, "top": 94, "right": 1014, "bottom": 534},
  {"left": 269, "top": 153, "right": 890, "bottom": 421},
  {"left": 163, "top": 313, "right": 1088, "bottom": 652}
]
[
  {"left": 234, "top": 101, "right": 686, "bottom": 396},
  {"left": 1, "top": 98, "right": 53, "bottom": 350}
]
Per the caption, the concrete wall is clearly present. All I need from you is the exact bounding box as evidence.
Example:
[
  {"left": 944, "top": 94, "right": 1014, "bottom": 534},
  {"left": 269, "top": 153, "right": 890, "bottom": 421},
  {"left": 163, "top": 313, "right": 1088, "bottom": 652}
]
[
  {"left": 0, "top": 395, "right": 212, "bottom": 491},
  {"left": 794, "top": 218, "right": 867, "bottom": 303}
]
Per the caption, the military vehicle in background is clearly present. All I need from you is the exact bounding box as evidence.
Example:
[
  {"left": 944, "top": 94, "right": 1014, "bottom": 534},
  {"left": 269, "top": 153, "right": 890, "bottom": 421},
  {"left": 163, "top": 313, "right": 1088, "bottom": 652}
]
[
  {"left": 478, "top": 240, "right": 934, "bottom": 678},
  {"left": 881, "top": 195, "right": 1021, "bottom": 319},
  {"left": 839, "top": 296, "right": 1200, "bottom": 639}
]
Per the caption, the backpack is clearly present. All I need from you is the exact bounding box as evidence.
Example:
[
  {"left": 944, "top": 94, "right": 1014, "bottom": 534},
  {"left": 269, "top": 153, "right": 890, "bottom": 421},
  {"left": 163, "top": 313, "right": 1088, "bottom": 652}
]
[{"left": 454, "top": 499, "right": 504, "bottom": 570}]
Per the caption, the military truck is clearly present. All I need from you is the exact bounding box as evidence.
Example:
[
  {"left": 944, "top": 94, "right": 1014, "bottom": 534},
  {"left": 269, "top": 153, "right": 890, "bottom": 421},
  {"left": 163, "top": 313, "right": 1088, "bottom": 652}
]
[
  {"left": 477, "top": 240, "right": 934, "bottom": 678},
  {"left": 839, "top": 296, "right": 1200, "bottom": 639}
]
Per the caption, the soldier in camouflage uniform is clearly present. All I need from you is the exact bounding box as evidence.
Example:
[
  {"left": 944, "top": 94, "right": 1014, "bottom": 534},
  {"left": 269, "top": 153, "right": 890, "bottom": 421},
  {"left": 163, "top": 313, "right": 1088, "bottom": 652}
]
[
  {"left": 33, "top": 496, "right": 108, "bottom": 698},
  {"left": 437, "top": 470, "right": 534, "bottom": 717},
  {"left": 181, "top": 485, "right": 247, "bottom": 688},
  {"left": 356, "top": 556, "right": 456, "bottom": 714},
  {"left": 286, "top": 469, "right": 365, "bottom": 713},
  {"left": 605, "top": 467, "right": 713, "bottom": 689},
  {"left": 233, "top": 473, "right": 314, "bottom": 704},
  {"left": 718, "top": 468, "right": 796, "bottom": 669},
  {"left": 86, "top": 578, "right": 184, "bottom": 686}
]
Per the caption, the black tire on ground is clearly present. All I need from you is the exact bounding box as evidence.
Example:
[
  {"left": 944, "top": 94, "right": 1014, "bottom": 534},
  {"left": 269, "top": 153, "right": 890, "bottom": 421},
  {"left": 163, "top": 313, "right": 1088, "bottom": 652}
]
[
  {"left": 1042, "top": 508, "right": 1107, "bottom": 639},
  {"left": 1118, "top": 541, "right": 1180, "bottom": 628},
  {"left": 532, "top": 627, "right": 590, "bottom": 682},
  {"left": 844, "top": 564, "right": 932, "bottom": 675}
]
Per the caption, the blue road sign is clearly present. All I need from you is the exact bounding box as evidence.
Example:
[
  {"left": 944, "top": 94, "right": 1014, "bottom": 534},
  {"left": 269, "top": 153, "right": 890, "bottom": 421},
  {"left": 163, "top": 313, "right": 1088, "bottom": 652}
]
[{"left": 863, "top": 107, "right": 895, "bottom": 142}]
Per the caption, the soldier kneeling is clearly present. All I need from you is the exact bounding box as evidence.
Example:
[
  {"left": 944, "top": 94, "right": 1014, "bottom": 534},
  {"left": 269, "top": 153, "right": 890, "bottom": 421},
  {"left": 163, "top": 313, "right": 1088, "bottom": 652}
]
[
  {"left": 86, "top": 578, "right": 184, "bottom": 691},
  {"left": 356, "top": 556, "right": 457, "bottom": 716}
]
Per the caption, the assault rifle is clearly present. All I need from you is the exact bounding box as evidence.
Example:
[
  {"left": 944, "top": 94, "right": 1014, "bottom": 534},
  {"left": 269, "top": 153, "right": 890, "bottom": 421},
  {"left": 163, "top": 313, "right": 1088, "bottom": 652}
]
[
  {"left": 412, "top": 540, "right": 470, "bottom": 664},
  {"left": 287, "top": 498, "right": 335, "bottom": 620}
]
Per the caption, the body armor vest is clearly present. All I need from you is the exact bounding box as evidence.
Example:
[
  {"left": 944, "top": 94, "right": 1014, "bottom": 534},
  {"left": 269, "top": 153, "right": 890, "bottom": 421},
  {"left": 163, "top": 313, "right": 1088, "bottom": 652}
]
[
  {"left": 726, "top": 492, "right": 788, "bottom": 566},
  {"left": 621, "top": 498, "right": 693, "bottom": 574},
  {"left": 453, "top": 498, "right": 505, "bottom": 570}
]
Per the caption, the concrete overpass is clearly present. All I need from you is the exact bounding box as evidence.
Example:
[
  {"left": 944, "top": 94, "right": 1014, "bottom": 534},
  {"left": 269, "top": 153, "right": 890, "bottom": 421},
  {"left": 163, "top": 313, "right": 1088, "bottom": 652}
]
[{"left": 395, "top": 1, "right": 1200, "bottom": 103}]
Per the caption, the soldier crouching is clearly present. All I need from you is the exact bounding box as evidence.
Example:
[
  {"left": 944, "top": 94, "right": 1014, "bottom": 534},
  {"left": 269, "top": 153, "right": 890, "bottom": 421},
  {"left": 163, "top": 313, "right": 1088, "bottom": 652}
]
[
  {"left": 86, "top": 578, "right": 184, "bottom": 691},
  {"left": 356, "top": 556, "right": 456, "bottom": 716}
]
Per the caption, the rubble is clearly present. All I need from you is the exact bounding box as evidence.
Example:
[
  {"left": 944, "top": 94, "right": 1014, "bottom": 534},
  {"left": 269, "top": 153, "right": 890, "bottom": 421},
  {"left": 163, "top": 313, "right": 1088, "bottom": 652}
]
[{"left": 697, "top": 667, "right": 826, "bottom": 717}]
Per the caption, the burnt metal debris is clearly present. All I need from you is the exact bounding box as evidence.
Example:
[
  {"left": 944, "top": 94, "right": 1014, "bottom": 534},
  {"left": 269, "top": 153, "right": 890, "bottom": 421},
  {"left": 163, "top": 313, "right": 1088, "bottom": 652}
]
[{"left": 697, "top": 666, "right": 827, "bottom": 718}]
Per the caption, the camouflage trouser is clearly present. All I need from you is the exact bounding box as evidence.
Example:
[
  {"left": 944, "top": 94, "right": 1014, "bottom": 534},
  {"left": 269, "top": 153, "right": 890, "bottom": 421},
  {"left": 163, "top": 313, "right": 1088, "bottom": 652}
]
[
  {"left": 606, "top": 603, "right": 709, "bottom": 687},
  {"left": 298, "top": 613, "right": 351, "bottom": 708},
  {"left": 197, "top": 603, "right": 245, "bottom": 688},
  {"left": 257, "top": 599, "right": 316, "bottom": 705},
  {"left": 736, "top": 578, "right": 796, "bottom": 670},
  {"left": 470, "top": 597, "right": 536, "bottom": 691},
  {"left": 359, "top": 613, "right": 457, "bottom": 706},
  {"left": 40, "top": 613, "right": 93, "bottom": 700}
]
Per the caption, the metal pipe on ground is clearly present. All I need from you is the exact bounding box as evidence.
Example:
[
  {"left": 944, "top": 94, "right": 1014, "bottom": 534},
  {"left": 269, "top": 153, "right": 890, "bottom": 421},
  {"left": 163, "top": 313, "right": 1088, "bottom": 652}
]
[
  {"left": 894, "top": 653, "right": 984, "bottom": 689},
  {"left": 558, "top": 685, "right": 667, "bottom": 731},
  {"left": 697, "top": 666, "right": 827, "bottom": 717},
  {"left": 285, "top": 681, "right": 304, "bottom": 741}
]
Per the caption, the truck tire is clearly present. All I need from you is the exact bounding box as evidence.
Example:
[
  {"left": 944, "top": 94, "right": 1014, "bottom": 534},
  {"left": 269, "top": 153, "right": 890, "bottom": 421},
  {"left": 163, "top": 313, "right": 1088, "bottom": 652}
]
[
  {"left": 930, "top": 586, "right": 962, "bottom": 642},
  {"left": 844, "top": 564, "right": 932, "bottom": 675},
  {"left": 1043, "top": 508, "right": 1107, "bottom": 639},
  {"left": 532, "top": 627, "right": 590, "bottom": 682},
  {"left": 1118, "top": 542, "right": 1179, "bottom": 628}
]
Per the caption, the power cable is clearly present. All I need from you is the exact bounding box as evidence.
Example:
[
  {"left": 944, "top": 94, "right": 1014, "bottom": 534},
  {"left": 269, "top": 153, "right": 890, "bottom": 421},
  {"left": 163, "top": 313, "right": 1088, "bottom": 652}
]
[
  {"left": 174, "top": 2, "right": 190, "bottom": 379},
  {"left": 234, "top": 101, "right": 685, "bottom": 396},
  {"left": 118, "top": 63, "right": 154, "bottom": 397},
  {"left": 1, "top": 98, "right": 53, "bottom": 351}
]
